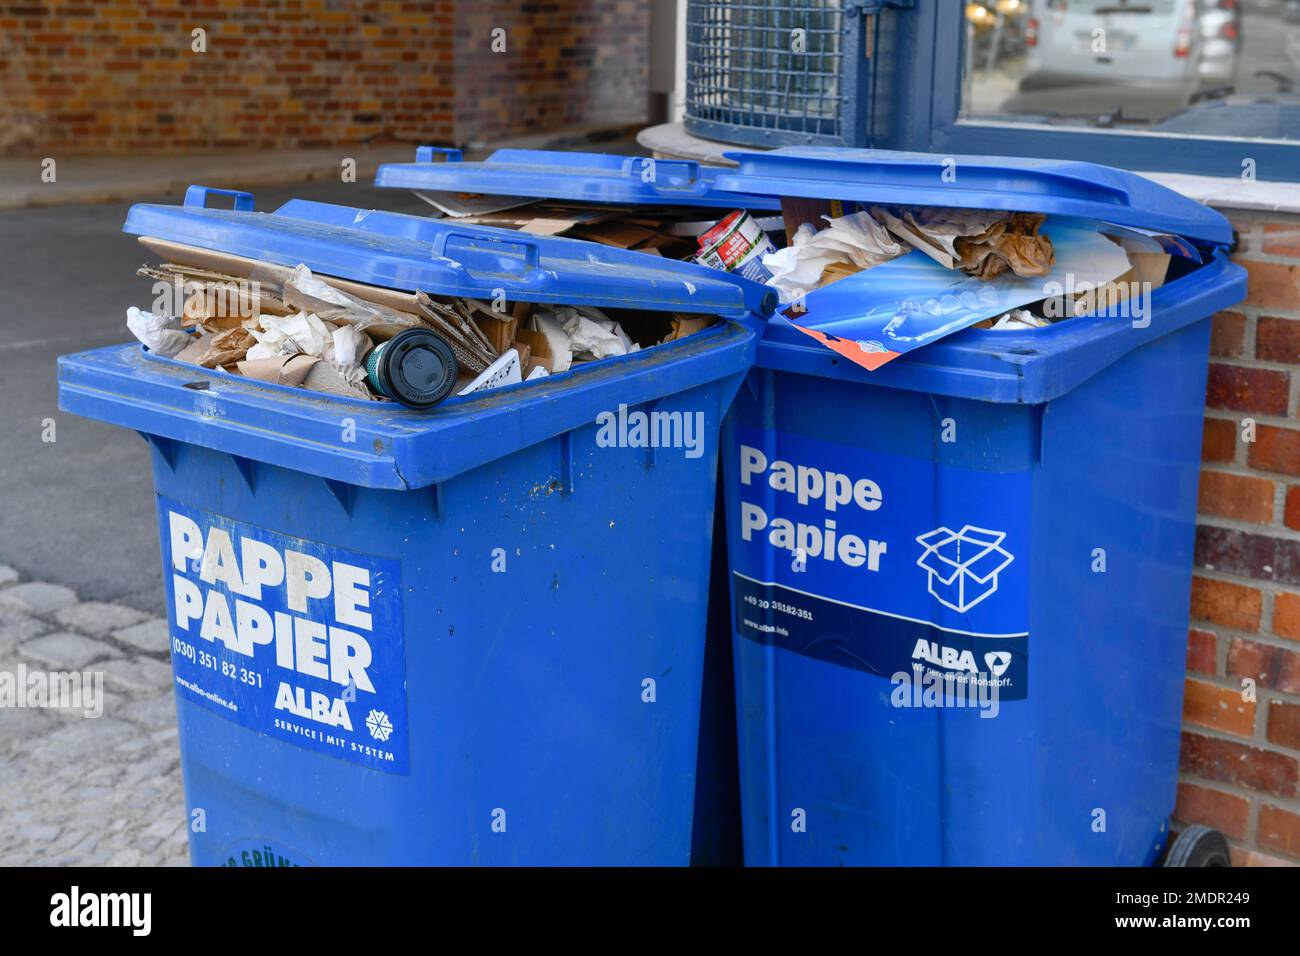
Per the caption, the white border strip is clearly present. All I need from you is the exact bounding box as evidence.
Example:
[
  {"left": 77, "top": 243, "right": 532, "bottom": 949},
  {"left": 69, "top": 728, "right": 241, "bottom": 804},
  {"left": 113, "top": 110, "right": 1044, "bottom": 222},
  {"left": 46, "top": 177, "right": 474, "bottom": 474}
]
[{"left": 732, "top": 571, "right": 1029, "bottom": 640}]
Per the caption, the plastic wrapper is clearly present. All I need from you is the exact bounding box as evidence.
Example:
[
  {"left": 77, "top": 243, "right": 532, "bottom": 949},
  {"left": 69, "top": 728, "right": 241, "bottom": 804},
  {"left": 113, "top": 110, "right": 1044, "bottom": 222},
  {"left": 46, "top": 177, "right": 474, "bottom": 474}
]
[{"left": 126, "top": 307, "right": 192, "bottom": 358}]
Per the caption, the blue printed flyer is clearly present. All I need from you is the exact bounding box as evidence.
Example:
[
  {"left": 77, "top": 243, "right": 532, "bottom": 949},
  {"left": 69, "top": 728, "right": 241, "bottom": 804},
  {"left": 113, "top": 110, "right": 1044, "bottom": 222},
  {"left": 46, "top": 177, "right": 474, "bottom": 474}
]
[{"left": 784, "top": 224, "right": 1132, "bottom": 371}]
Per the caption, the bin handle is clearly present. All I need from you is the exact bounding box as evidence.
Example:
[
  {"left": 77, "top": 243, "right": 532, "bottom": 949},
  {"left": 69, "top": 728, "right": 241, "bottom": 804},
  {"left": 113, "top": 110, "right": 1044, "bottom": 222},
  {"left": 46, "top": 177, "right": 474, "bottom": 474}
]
[
  {"left": 416, "top": 145, "right": 464, "bottom": 163},
  {"left": 183, "top": 185, "right": 255, "bottom": 211},
  {"left": 628, "top": 158, "right": 711, "bottom": 198},
  {"left": 432, "top": 231, "right": 549, "bottom": 286}
]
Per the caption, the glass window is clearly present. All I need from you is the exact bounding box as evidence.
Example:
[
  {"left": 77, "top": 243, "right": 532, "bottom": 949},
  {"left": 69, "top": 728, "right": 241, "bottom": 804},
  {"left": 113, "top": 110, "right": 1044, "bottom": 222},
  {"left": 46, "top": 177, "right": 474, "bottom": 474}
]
[{"left": 961, "top": 0, "right": 1300, "bottom": 142}]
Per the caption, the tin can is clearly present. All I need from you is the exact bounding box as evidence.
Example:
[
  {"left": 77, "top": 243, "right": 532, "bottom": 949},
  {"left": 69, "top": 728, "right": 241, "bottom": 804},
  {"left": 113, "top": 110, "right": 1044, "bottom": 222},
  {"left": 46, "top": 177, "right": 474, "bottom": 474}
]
[{"left": 694, "top": 210, "right": 776, "bottom": 283}]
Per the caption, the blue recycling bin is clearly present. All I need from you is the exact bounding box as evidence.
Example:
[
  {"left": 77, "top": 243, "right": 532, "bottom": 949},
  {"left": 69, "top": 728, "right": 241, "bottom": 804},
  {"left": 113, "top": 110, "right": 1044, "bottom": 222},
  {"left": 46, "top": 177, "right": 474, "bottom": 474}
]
[
  {"left": 57, "top": 189, "right": 775, "bottom": 866},
  {"left": 711, "top": 149, "right": 1248, "bottom": 865},
  {"left": 377, "top": 145, "right": 1249, "bottom": 866}
]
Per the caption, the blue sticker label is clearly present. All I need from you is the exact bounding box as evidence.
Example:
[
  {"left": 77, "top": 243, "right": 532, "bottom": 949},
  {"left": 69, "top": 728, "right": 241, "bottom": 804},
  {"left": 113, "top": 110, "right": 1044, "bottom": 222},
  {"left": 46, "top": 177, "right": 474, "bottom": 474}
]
[
  {"left": 158, "top": 497, "right": 409, "bottom": 773},
  {"left": 728, "top": 429, "right": 1031, "bottom": 700}
]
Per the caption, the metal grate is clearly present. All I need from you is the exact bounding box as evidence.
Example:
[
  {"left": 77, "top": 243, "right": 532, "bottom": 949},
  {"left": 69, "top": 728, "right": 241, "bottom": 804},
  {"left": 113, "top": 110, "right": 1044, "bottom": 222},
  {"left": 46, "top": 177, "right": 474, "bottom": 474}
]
[{"left": 685, "top": 0, "right": 867, "bottom": 148}]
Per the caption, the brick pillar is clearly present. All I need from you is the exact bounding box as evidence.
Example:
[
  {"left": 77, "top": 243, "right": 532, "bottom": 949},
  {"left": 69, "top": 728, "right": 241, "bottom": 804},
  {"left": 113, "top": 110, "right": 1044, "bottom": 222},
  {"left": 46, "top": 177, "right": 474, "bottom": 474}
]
[{"left": 1179, "top": 210, "right": 1300, "bottom": 866}]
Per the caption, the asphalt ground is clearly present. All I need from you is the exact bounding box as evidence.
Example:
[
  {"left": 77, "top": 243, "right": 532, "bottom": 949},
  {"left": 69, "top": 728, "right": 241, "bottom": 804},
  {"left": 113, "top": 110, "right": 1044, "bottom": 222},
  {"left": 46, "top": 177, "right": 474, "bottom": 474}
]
[{"left": 0, "top": 180, "right": 431, "bottom": 613}]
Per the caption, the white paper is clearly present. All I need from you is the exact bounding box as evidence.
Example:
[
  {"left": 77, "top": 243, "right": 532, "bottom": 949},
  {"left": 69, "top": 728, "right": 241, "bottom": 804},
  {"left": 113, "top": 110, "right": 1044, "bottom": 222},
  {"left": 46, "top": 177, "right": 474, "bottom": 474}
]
[
  {"left": 247, "top": 311, "right": 334, "bottom": 361},
  {"left": 458, "top": 349, "right": 522, "bottom": 395},
  {"left": 763, "top": 211, "right": 905, "bottom": 302},
  {"left": 126, "top": 306, "right": 192, "bottom": 357},
  {"left": 414, "top": 190, "right": 536, "bottom": 218},
  {"left": 563, "top": 310, "right": 629, "bottom": 361},
  {"left": 989, "top": 309, "right": 1050, "bottom": 331},
  {"left": 286, "top": 264, "right": 353, "bottom": 306},
  {"left": 329, "top": 325, "right": 371, "bottom": 368},
  {"left": 529, "top": 312, "right": 573, "bottom": 373}
]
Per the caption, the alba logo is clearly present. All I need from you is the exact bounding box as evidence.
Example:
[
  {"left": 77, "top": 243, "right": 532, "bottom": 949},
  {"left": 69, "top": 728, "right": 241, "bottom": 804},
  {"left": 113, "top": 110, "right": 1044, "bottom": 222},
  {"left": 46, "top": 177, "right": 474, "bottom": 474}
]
[
  {"left": 366, "top": 709, "right": 394, "bottom": 741},
  {"left": 984, "top": 651, "right": 1013, "bottom": 678}
]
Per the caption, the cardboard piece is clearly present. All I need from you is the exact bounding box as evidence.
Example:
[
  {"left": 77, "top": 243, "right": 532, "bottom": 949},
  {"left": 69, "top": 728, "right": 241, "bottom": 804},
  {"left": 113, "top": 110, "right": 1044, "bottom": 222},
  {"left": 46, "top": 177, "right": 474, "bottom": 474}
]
[
  {"left": 140, "top": 238, "right": 432, "bottom": 316},
  {"left": 666, "top": 315, "right": 713, "bottom": 342},
  {"left": 569, "top": 222, "right": 661, "bottom": 249},
  {"left": 302, "top": 361, "right": 374, "bottom": 400},
  {"left": 521, "top": 218, "right": 586, "bottom": 237},
  {"left": 236, "top": 353, "right": 321, "bottom": 388},
  {"left": 514, "top": 328, "right": 554, "bottom": 373},
  {"left": 1129, "top": 251, "right": 1172, "bottom": 290},
  {"left": 528, "top": 312, "right": 573, "bottom": 372},
  {"left": 780, "top": 196, "right": 840, "bottom": 237}
]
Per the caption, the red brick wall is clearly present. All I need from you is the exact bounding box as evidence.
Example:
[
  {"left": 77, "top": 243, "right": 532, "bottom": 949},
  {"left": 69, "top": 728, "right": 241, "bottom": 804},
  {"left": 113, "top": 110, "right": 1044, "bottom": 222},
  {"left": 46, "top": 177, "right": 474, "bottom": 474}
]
[
  {"left": 0, "top": 0, "right": 647, "bottom": 156},
  {"left": 1178, "top": 209, "right": 1300, "bottom": 866},
  {"left": 453, "top": 0, "right": 648, "bottom": 145}
]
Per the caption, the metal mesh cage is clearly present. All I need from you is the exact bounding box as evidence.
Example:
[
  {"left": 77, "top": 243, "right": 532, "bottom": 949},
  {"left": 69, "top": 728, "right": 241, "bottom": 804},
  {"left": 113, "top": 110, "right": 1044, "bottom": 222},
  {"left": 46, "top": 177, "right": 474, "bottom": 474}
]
[{"left": 685, "top": 0, "right": 866, "bottom": 147}]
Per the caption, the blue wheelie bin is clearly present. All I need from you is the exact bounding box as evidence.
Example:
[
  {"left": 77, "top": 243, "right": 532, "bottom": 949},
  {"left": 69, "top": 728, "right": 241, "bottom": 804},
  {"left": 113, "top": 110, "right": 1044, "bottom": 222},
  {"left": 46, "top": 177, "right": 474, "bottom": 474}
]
[
  {"left": 710, "top": 149, "right": 1247, "bottom": 865},
  {"left": 378, "top": 147, "right": 785, "bottom": 865},
  {"left": 377, "top": 145, "right": 1249, "bottom": 865},
  {"left": 57, "top": 188, "right": 776, "bottom": 866}
]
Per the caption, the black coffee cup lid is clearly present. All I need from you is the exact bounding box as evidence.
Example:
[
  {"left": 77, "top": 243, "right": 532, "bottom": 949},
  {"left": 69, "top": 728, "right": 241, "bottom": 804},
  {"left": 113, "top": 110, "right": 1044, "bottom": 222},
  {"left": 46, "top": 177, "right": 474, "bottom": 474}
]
[{"left": 377, "top": 329, "right": 458, "bottom": 408}]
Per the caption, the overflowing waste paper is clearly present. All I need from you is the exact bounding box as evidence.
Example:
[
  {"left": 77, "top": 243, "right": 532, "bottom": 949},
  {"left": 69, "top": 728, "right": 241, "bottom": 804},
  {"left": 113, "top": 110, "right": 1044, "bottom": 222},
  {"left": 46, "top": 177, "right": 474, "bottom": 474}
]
[
  {"left": 125, "top": 243, "right": 719, "bottom": 408},
  {"left": 411, "top": 186, "right": 1192, "bottom": 374}
]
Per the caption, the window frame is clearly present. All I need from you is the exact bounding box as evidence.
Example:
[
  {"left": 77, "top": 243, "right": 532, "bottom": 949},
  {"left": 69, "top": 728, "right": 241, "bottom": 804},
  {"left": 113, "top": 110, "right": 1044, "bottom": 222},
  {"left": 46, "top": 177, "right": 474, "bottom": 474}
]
[{"left": 879, "top": 2, "right": 1300, "bottom": 183}]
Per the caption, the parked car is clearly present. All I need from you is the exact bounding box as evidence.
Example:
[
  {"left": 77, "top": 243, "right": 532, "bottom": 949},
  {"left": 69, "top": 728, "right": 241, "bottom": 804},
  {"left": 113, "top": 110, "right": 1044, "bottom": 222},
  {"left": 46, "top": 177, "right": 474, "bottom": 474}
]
[
  {"left": 1198, "top": 1, "right": 1240, "bottom": 90},
  {"left": 1023, "top": 0, "right": 1203, "bottom": 96}
]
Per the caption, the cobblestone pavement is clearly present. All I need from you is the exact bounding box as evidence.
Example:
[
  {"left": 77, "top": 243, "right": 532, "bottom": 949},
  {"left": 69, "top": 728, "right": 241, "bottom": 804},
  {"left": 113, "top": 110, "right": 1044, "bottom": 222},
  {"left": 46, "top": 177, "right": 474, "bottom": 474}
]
[{"left": 0, "top": 565, "right": 189, "bottom": 866}]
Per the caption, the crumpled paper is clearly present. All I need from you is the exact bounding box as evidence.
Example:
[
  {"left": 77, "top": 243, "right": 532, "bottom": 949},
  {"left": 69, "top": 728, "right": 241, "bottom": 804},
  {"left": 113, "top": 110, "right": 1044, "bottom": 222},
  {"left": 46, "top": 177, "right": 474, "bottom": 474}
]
[
  {"left": 560, "top": 307, "right": 638, "bottom": 361},
  {"left": 246, "top": 311, "right": 334, "bottom": 361},
  {"left": 328, "top": 325, "right": 372, "bottom": 368},
  {"left": 763, "top": 212, "right": 904, "bottom": 303},
  {"left": 873, "top": 207, "right": 1055, "bottom": 280},
  {"left": 236, "top": 353, "right": 321, "bottom": 388},
  {"left": 285, "top": 264, "right": 354, "bottom": 307},
  {"left": 303, "top": 360, "right": 374, "bottom": 400},
  {"left": 986, "top": 309, "right": 1050, "bottom": 331},
  {"left": 528, "top": 306, "right": 641, "bottom": 370},
  {"left": 126, "top": 306, "right": 193, "bottom": 357},
  {"left": 173, "top": 325, "right": 257, "bottom": 368}
]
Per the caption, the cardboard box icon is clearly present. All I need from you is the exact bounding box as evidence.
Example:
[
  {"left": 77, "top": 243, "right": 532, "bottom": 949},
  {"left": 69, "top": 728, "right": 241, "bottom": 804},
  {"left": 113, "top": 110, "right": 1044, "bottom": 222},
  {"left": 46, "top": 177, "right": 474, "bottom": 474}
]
[{"left": 915, "top": 525, "right": 1014, "bottom": 613}]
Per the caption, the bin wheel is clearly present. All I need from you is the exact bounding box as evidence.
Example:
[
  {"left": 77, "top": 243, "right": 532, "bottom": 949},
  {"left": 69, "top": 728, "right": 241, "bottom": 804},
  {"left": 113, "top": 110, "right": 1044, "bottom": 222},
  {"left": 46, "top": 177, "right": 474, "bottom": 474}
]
[{"left": 1163, "top": 824, "right": 1232, "bottom": 867}]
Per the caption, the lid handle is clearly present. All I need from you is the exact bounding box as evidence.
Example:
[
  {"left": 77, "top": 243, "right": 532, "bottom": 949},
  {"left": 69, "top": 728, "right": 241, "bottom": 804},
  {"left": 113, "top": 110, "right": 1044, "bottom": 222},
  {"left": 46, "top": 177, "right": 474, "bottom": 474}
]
[
  {"left": 432, "top": 231, "right": 550, "bottom": 288},
  {"left": 416, "top": 146, "right": 464, "bottom": 164},
  {"left": 183, "top": 186, "right": 254, "bottom": 211},
  {"left": 627, "top": 158, "right": 711, "bottom": 198}
]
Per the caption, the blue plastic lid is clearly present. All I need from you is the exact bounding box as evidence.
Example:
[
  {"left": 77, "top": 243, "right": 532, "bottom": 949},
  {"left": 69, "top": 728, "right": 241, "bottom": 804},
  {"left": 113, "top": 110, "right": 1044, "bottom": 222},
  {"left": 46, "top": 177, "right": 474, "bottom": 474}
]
[
  {"left": 123, "top": 186, "right": 777, "bottom": 319},
  {"left": 374, "top": 148, "right": 783, "bottom": 211},
  {"left": 714, "top": 146, "right": 1233, "bottom": 248}
]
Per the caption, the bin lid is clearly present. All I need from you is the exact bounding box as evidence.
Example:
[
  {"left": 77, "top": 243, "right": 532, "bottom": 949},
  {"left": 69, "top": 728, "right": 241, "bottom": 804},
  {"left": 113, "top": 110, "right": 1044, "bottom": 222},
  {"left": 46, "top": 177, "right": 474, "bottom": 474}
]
[
  {"left": 122, "top": 187, "right": 777, "bottom": 319},
  {"left": 713, "top": 146, "right": 1233, "bottom": 248},
  {"left": 374, "top": 148, "right": 783, "bottom": 211}
]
